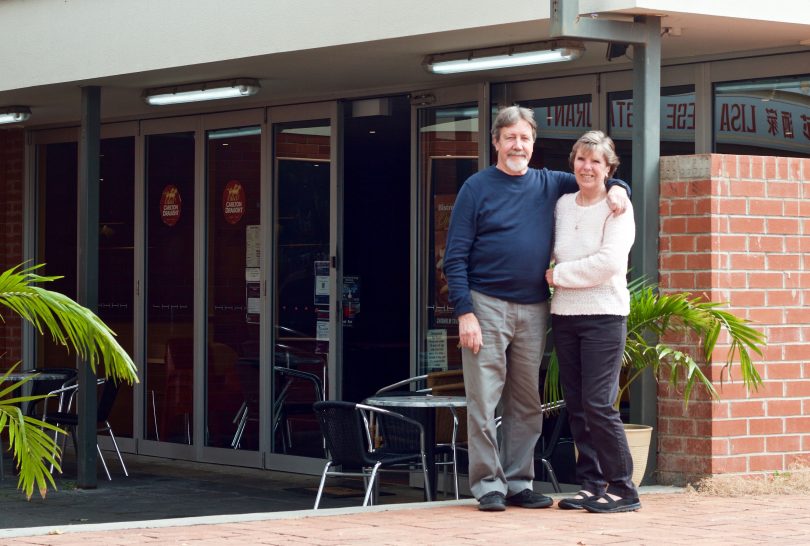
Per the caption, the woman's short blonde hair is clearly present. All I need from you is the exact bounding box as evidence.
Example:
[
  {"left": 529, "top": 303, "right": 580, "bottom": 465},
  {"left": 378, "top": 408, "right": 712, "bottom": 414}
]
[{"left": 568, "top": 130, "right": 620, "bottom": 178}]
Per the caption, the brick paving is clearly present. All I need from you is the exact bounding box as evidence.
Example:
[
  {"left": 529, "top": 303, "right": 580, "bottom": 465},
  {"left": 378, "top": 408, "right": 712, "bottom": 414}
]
[{"left": 5, "top": 493, "right": 810, "bottom": 545}]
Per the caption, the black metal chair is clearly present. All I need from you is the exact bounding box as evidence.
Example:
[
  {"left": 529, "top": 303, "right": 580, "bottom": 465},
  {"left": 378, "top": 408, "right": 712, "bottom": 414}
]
[
  {"left": 312, "top": 400, "right": 431, "bottom": 508},
  {"left": 495, "top": 400, "right": 569, "bottom": 492},
  {"left": 43, "top": 378, "right": 128, "bottom": 480},
  {"left": 23, "top": 367, "right": 78, "bottom": 418},
  {"left": 535, "top": 401, "right": 570, "bottom": 493},
  {"left": 373, "top": 371, "right": 465, "bottom": 499}
]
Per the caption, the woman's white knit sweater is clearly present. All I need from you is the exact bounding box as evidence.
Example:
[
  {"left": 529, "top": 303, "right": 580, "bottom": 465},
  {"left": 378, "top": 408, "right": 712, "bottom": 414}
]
[{"left": 550, "top": 192, "right": 635, "bottom": 316}]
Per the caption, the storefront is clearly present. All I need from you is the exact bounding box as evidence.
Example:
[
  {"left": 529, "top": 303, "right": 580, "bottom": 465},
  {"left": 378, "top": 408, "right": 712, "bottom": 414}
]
[{"left": 1, "top": 1, "right": 809, "bottom": 483}]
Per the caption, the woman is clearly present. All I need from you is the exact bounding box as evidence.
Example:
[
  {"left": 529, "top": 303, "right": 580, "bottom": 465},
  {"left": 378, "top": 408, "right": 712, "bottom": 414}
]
[{"left": 544, "top": 130, "right": 639, "bottom": 513}]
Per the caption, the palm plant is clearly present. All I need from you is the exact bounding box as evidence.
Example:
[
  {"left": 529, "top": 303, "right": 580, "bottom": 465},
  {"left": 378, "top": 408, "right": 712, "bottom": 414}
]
[
  {"left": 544, "top": 277, "right": 767, "bottom": 409},
  {"left": 0, "top": 263, "right": 137, "bottom": 499}
]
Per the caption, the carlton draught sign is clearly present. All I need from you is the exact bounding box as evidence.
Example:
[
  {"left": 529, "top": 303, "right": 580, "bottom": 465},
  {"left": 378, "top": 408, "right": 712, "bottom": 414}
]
[
  {"left": 160, "top": 184, "right": 182, "bottom": 227},
  {"left": 223, "top": 180, "right": 245, "bottom": 224}
]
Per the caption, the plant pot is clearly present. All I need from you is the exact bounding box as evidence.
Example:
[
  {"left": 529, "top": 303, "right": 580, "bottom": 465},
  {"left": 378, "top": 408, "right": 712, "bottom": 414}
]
[{"left": 623, "top": 423, "right": 653, "bottom": 486}]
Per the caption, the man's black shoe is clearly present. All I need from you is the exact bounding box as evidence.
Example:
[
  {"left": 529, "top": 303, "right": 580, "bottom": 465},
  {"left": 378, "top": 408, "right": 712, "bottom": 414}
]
[
  {"left": 477, "top": 491, "right": 506, "bottom": 511},
  {"left": 505, "top": 489, "right": 553, "bottom": 508}
]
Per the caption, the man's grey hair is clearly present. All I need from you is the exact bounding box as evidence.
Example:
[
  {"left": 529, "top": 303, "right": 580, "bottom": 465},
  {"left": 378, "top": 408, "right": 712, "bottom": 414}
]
[{"left": 491, "top": 105, "right": 537, "bottom": 141}]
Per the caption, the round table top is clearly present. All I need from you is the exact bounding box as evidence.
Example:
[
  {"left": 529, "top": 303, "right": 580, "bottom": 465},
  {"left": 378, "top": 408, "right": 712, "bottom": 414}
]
[
  {"left": 1, "top": 371, "right": 73, "bottom": 382},
  {"left": 363, "top": 394, "right": 467, "bottom": 408}
]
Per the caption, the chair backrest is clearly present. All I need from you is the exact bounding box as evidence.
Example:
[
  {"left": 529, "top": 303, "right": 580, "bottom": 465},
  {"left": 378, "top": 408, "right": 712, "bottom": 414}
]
[
  {"left": 96, "top": 379, "right": 121, "bottom": 423},
  {"left": 374, "top": 374, "right": 428, "bottom": 396},
  {"left": 313, "top": 401, "right": 375, "bottom": 468},
  {"left": 24, "top": 367, "right": 78, "bottom": 417},
  {"left": 536, "top": 404, "right": 570, "bottom": 460},
  {"left": 374, "top": 405, "right": 423, "bottom": 453}
]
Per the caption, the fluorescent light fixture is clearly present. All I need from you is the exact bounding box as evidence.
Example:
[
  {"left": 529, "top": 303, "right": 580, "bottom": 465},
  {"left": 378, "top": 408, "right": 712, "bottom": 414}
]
[
  {"left": 0, "top": 106, "right": 31, "bottom": 125},
  {"left": 144, "top": 78, "right": 260, "bottom": 106},
  {"left": 424, "top": 41, "right": 584, "bottom": 75}
]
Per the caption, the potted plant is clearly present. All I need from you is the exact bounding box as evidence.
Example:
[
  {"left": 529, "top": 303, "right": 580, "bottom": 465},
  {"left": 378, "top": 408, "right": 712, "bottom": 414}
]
[
  {"left": 543, "top": 277, "right": 767, "bottom": 484},
  {"left": 0, "top": 264, "right": 137, "bottom": 499}
]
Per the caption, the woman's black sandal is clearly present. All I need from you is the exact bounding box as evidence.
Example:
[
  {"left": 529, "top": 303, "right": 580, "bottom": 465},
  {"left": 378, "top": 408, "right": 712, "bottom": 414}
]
[
  {"left": 582, "top": 493, "right": 641, "bottom": 513},
  {"left": 557, "top": 490, "right": 595, "bottom": 510}
]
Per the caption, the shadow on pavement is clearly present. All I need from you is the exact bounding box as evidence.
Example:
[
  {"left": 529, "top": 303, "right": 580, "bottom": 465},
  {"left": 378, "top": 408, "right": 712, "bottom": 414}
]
[{"left": 0, "top": 452, "right": 438, "bottom": 529}]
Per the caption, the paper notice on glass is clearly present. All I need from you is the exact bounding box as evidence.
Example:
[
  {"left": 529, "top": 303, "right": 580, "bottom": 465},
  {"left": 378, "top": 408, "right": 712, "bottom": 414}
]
[
  {"left": 245, "top": 267, "right": 261, "bottom": 282},
  {"left": 426, "top": 329, "right": 448, "bottom": 371},
  {"left": 246, "top": 225, "right": 260, "bottom": 268},
  {"left": 316, "top": 320, "right": 330, "bottom": 341},
  {"left": 314, "top": 260, "right": 330, "bottom": 306}
]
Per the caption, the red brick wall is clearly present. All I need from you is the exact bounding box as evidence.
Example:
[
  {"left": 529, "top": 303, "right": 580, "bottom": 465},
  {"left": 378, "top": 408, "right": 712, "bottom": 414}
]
[
  {"left": 657, "top": 154, "right": 810, "bottom": 484},
  {"left": 0, "top": 128, "right": 24, "bottom": 366}
]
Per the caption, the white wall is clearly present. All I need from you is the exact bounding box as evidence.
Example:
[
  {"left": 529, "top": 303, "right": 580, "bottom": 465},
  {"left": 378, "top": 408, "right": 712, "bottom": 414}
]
[
  {"left": 0, "top": 0, "right": 550, "bottom": 92},
  {"left": 582, "top": 0, "right": 810, "bottom": 24}
]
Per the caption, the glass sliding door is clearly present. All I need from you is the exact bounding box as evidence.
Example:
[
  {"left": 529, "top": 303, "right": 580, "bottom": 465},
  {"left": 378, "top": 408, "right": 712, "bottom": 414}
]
[
  {"left": 35, "top": 133, "right": 135, "bottom": 438},
  {"left": 271, "top": 118, "right": 331, "bottom": 459},
  {"left": 418, "top": 102, "right": 479, "bottom": 375},
  {"left": 98, "top": 136, "right": 136, "bottom": 437},
  {"left": 144, "top": 131, "right": 196, "bottom": 445},
  {"left": 204, "top": 125, "right": 261, "bottom": 450}
]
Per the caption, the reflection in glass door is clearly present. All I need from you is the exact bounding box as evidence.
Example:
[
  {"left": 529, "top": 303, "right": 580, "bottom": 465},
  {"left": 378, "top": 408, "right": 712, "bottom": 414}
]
[
  {"left": 272, "top": 121, "right": 330, "bottom": 457},
  {"left": 145, "top": 132, "right": 195, "bottom": 444},
  {"left": 35, "top": 136, "right": 135, "bottom": 437},
  {"left": 205, "top": 126, "right": 261, "bottom": 449},
  {"left": 418, "top": 105, "right": 479, "bottom": 375}
]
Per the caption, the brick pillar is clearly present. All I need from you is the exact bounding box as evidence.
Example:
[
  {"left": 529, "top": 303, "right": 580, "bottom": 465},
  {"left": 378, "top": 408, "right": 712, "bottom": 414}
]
[
  {"left": 657, "top": 154, "right": 810, "bottom": 484},
  {"left": 0, "top": 128, "right": 25, "bottom": 366}
]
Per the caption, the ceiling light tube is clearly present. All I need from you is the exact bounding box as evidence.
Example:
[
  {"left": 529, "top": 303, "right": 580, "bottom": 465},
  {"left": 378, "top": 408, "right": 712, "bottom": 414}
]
[
  {"left": 424, "top": 41, "right": 584, "bottom": 75},
  {"left": 144, "top": 78, "right": 260, "bottom": 106},
  {"left": 0, "top": 106, "right": 31, "bottom": 125}
]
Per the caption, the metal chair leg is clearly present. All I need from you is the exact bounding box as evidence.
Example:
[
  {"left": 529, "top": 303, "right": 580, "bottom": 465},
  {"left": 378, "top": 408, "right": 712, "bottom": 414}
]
[
  {"left": 96, "top": 444, "right": 112, "bottom": 481},
  {"left": 313, "top": 461, "right": 333, "bottom": 509},
  {"left": 540, "top": 458, "right": 561, "bottom": 492},
  {"left": 151, "top": 390, "right": 160, "bottom": 442},
  {"left": 105, "top": 421, "right": 128, "bottom": 477},
  {"left": 362, "top": 462, "right": 382, "bottom": 507}
]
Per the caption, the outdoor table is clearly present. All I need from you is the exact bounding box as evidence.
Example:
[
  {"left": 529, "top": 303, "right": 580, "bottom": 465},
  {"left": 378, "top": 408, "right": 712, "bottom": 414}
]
[
  {"left": 1, "top": 370, "right": 77, "bottom": 481},
  {"left": 363, "top": 394, "right": 466, "bottom": 500}
]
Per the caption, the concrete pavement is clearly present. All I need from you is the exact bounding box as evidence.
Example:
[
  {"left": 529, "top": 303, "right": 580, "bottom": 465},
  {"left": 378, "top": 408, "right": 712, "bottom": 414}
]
[{"left": 6, "top": 491, "right": 810, "bottom": 545}]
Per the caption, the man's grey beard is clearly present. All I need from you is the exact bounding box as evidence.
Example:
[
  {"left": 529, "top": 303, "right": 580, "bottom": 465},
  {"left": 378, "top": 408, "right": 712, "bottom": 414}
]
[{"left": 506, "top": 155, "right": 529, "bottom": 172}]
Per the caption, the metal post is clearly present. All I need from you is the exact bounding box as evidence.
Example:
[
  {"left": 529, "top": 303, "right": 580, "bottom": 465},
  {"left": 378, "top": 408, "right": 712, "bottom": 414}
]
[
  {"left": 76, "top": 85, "right": 101, "bottom": 488},
  {"left": 628, "top": 16, "right": 662, "bottom": 482}
]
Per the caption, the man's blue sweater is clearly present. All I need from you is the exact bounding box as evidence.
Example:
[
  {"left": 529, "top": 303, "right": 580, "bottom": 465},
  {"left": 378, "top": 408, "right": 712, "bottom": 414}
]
[{"left": 443, "top": 165, "right": 629, "bottom": 317}]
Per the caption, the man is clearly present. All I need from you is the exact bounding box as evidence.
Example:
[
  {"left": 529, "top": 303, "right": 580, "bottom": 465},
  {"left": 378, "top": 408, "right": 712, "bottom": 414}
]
[{"left": 443, "top": 106, "right": 630, "bottom": 512}]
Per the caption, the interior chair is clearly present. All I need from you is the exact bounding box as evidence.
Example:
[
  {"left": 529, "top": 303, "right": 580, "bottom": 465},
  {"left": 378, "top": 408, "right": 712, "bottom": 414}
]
[
  {"left": 312, "top": 400, "right": 430, "bottom": 509},
  {"left": 43, "top": 378, "right": 129, "bottom": 481},
  {"left": 231, "top": 357, "right": 260, "bottom": 449},
  {"left": 161, "top": 338, "right": 194, "bottom": 444},
  {"left": 273, "top": 366, "right": 324, "bottom": 453}
]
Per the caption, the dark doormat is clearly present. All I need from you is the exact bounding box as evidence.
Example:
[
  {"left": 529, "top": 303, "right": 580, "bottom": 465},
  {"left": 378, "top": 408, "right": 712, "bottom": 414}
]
[{"left": 284, "top": 486, "right": 393, "bottom": 498}]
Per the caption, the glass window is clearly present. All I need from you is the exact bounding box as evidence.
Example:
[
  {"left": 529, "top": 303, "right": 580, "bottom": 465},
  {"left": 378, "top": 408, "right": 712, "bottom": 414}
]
[
  {"left": 98, "top": 137, "right": 135, "bottom": 437},
  {"left": 607, "top": 85, "right": 696, "bottom": 180},
  {"left": 272, "top": 121, "right": 330, "bottom": 457},
  {"left": 205, "top": 126, "right": 261, "bottom": 449},
  {"left": 145, "top": 132, "right": 196, "bottom": 444},
  {"left": 419, "top": 105, "right": 479, "bottom": 375},
  {"left": 714, "top": 75, "right": 810, "bottom": 158},
  {"left": 492, "top": 94, "right": 593, "bottom": 171}
]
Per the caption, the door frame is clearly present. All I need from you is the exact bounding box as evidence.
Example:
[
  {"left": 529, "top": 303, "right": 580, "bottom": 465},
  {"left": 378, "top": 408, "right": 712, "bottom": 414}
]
[
  {"left": 410, "top": 84, "right": 489, "bottom": 380},
  {"left": 263, "top": 101, "right": 339, "bottom": 474}
]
